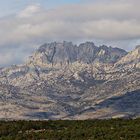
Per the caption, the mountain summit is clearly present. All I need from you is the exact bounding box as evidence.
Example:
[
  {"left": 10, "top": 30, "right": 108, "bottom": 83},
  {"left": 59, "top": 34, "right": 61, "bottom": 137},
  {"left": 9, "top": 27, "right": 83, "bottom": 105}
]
[
  {"left": 28, "top": 42, "right": 127, "bottom": 67},
  {"left": 0, "top": 42, "right": 139, "bottom": 120},
  {"left": 115, "top": 46, "right": 140, "bottom": 69}
]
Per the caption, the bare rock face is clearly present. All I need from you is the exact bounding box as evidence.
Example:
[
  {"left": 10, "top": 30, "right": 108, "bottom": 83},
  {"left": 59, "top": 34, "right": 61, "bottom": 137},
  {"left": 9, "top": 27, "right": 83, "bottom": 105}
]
[
  {"left": 0, "top": 41, "right": 140, "bottom": 120},
  {"left": 115, "top": 46, "right": 140, "bottom": 69},
  {"left": 28, "top": 41, "right": 127, "bottom": 67}
]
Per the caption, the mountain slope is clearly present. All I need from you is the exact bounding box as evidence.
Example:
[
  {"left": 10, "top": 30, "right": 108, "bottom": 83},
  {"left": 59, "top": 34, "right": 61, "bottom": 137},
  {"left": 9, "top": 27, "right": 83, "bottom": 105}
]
[
  {"left": 0, "top": 41, "right": 139, "bottom": 120},
  {"left": 115, "top": 46, "right": 140, "bottom": 69}
]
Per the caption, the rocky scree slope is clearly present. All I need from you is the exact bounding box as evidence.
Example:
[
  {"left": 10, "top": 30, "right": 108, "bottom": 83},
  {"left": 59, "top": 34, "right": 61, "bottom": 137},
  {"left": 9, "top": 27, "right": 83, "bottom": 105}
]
[{"left": 0, "top": 41, "right": 139, "bottom": 120}]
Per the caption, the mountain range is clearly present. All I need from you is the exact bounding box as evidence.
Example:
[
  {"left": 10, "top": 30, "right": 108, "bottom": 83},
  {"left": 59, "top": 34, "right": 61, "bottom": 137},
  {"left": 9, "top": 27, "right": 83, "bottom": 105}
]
[{"left": 0, "top": 41, "right": 140, "bottom": 120}]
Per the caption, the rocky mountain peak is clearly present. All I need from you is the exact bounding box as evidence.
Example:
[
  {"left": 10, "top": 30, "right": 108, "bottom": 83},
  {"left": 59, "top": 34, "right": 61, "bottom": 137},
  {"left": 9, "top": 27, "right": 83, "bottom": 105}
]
[
  {"left": 27, "top": 41, "right": 127, "bottom": 66},
  {"left": 135, "top": 45, "right": 140, "bottom": 50},
  {"left": 114, "top": 45, "right": 140, "bottom": 69},
  {"left": 0, "top": 42, "right": 140, "bottom": 120}
]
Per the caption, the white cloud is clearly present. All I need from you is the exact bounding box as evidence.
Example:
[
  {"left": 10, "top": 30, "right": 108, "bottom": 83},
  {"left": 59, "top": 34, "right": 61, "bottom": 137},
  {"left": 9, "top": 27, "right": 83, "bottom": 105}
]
[
  {"left": 0, "top": 0, "right": 140, "bottom": 45},
  {"left": 0, "top": 0, "right": 140, "bottom": 66},
  {"left": 17, "top": 4, "right": 41, "bottom": 18}
]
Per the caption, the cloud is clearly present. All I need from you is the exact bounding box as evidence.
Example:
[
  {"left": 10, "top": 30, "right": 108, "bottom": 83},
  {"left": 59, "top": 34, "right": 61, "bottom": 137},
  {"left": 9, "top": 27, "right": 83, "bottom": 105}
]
[
  {"left": 0, "top": 0, "right": 140, "bottom": 66},
  {"left": 17, "top": 4, "right": 42, "bottom": 18},
  {"left": 0, "top": 0, "right": 140, "bottom": 44}
]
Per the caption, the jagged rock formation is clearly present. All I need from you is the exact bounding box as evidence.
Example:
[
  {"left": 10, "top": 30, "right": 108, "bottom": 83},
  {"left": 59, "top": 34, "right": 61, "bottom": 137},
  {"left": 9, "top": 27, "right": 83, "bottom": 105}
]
[
  {"left": 28, "top": 42, "right": 127, "bottom": 66},
  {"left": 0, "top": 41, "right": 139, "bottom": 120},
  {"left": 115, "top": 46, "right": 140, "bottom": 69}
]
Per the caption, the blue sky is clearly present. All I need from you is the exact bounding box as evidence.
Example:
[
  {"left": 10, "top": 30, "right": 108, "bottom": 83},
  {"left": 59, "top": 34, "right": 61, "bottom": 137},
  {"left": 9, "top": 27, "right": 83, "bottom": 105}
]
[
  {"left": 0, "top": 0, "right": 140, "bottom": 66},
  {"left": 0, "top": 0, "right": 81, "bottom": 17}
]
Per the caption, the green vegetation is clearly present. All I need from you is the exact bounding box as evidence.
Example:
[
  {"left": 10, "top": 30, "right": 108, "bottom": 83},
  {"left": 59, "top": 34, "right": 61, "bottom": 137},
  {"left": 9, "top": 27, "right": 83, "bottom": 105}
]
[{"left": 0, "top": 119, "right": 140, "bottom": 140}]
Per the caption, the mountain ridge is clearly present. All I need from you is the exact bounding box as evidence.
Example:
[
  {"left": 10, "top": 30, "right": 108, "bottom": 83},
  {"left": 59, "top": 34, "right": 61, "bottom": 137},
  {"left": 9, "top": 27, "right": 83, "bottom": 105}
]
[
  {"left": 27, "top": 41, "right": 127, "bottom": 68},
  {"left": 0, "top": 41, "right": 139, "bottom": 120}
]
